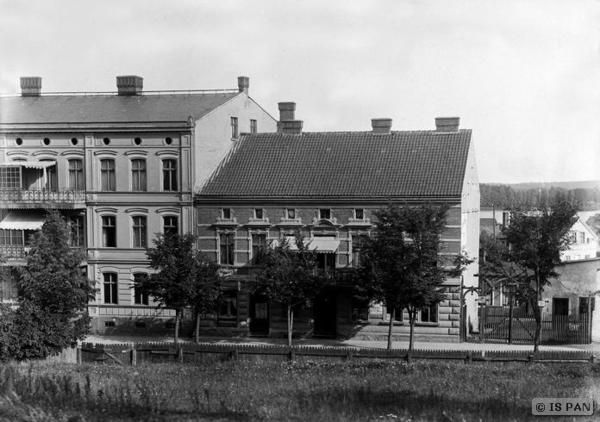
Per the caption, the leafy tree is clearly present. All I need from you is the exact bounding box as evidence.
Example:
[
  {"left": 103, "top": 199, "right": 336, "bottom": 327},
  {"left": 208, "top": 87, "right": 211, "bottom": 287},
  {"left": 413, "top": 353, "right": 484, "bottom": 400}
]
[
  {"left": 135, "top": 233, "right": 222, "bottom": 344},
  {"left": 250, "top": 233, "right": 328, "bottom": 347},
  {"left": 502, "top": 202, "right": 578, "bottom": 351},
  {"left": 358, "top": 203, "right": 452, "bottom": 352},
  {"left": 16, "top": 210, "right": 95, "bottom": 357}
]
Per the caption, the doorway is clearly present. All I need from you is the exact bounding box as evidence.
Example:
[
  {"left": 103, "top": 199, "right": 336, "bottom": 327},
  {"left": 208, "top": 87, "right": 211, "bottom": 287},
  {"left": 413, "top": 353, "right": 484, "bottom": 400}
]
[
  {"left": 313, "top": 291, "right": 337, "bottom": 338},
  {"left": 249, "top": 294, "right": 269, "bottom": 336}
]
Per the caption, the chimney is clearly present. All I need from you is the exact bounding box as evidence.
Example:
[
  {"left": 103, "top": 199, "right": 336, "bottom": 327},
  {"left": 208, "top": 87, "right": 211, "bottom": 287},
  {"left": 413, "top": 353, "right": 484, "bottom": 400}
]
[
  {"left": 278, "top": 102, "right": 303, "bottom": 134},
  {"left": 20, "top": 77, "right": 42, "bottom": 96},
  {"left": 371, "top": 118, "right": 393, "bottom": 134},
  {"left": 281, "top": 120, "right": 303, "bottom": 135},
  {"left": 435, "top": 117, "right": 460, "bottom": 132},
  {"left": 238, "top": 76, "right": 249, "bottom": 94},
  {"left": 116, "top": 75, "right": 143, "bottom": 96}
]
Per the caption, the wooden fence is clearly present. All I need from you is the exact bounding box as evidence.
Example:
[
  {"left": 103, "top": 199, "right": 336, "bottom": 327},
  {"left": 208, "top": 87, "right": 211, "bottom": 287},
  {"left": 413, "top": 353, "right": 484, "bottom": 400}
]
[
  {"left": 483, "top": 307, "right": 592, "bottom": 344},
  {"left": 78, "top": 342, "right": 596, "bottom": 366}
]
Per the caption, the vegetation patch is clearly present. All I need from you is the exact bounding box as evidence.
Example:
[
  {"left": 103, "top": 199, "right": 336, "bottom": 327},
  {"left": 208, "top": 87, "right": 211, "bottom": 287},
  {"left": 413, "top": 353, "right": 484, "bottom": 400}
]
[{"left": 0, "top": 360, "right": 598, "bottom": 421}]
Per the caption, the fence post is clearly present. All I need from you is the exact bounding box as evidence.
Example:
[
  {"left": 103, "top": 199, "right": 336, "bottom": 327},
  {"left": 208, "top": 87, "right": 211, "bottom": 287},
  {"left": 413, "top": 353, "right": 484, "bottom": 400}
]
[
  {"left": 465, "top": 353, "right": 472, "bottom": 364},
  {"left": 131, "top": 347, "right": 137, "bottom": 367},
  {"left": 288, "top": 350, "right": 295, "bottom": 361},
  {"left": 76, "top": 346, "right": 82, "bottom": 365},
  {"left": 178, "top": 347, "right": 184, "bottom": 363},
  {"left": 528, "top": 354, "right": 534, "bottom": 364},
  {"left": 590, "top": 355, "right": 595, "bottom": 364}
]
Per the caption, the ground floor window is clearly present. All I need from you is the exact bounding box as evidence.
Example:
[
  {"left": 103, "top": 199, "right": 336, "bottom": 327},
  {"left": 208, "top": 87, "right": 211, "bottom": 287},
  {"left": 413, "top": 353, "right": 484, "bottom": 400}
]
[
  {"left": 217, "top": 290, "right": 238, "bottom": 327},
  {"left": 103, "top": 273, "right": 118, "bottom": 304},
  {"left": 420, "top": 304, "right": 438, "bottom": 323},
  {"left": 133, "top": 273, "right": 149, "bottom": 305}
]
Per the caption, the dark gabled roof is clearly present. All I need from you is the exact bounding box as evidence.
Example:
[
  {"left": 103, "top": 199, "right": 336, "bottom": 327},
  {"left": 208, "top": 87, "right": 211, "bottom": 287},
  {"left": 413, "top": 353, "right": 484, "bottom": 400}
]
[
  {"left": 200, "top": 130, "right": 472, "bottom": 198},
  {"left": 0, "top": 92, "right": 239, "bottom": 124}
]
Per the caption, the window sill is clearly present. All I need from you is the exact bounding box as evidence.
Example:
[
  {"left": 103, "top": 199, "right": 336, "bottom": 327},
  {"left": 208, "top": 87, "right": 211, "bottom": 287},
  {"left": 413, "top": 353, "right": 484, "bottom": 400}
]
[
  {"left": 378, "top": 321, "right": 404, "bottom": 326},
  {"left": 416, "top": 322, "right": 439, "bottom": 327}
]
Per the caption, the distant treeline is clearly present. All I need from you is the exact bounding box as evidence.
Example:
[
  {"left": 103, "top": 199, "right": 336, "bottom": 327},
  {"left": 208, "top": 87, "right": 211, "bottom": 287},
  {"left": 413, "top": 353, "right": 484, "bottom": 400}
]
[{"left": 480, "top": 183, "right": 600, "bottom": 210}]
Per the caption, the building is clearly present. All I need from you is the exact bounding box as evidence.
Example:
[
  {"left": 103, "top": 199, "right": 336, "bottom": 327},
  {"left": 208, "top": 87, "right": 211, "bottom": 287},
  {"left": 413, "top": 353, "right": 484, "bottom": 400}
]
[
  {"left": 195, "top": 104, "right": 480, "bottom": 342},
  {"left": 562, "top": 218, "right": 599, "bottom": 262},
  {"left": 0, "top": 75, "right": 277, "bottom": 334}
]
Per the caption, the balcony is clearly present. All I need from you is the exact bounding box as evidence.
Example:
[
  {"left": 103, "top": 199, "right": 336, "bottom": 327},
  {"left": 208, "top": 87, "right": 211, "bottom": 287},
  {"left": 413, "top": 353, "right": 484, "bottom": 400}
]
[
  {"left": 0, "top": 245, "right": 30, "bottom": 260},
  {"left": 0, "top": 189, "right": 86, "bottom": 209}
]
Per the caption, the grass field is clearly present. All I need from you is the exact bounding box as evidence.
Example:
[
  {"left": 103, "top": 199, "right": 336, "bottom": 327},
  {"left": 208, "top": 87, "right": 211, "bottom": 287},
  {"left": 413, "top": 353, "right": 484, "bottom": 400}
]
[{"left": 0, "top": 359, "right": 598, "bottom": 421}]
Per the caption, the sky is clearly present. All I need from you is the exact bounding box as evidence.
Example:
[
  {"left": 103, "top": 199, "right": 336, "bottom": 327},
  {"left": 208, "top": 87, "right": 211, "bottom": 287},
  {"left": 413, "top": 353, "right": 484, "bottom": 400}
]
[{"left": 1, "top": 0, "right": 599, "bottom": 184}]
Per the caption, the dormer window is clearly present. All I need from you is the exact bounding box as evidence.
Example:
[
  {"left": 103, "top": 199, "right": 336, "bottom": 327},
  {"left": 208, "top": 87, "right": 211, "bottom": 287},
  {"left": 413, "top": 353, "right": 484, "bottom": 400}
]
[
  {"left": 254, "top": 209, "right": 264, "bottom": 219},
  {"left": 319, "top": 209, "right": 331, "bottom": 220},
  {"left": 355, "top": 209, "right": 364, "bottom": 220},
  {"left": 222, "top": 208, "right": 232, "bottom": 220},
  {"left": 286, "top": 209, "right": 296, "bottom": 219}
]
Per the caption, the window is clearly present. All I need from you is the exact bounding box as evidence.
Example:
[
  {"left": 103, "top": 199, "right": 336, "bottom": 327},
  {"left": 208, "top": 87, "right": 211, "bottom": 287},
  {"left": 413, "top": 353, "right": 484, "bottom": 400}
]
[
  {"left": 134, "top": 137, "right": 142, "bottom": 146},
  {"left": 220, "top": 233, "right": 234, "bottom": 265},
  {"left": 579, "top": 232, "right": 585, "bottom": 244},
  {"left": 286, "top": 208, "right": 296, "bottom": 219},
  {"left": 133, "top": 274, "right": 149, "bottom": 305},
  {"left": 132, "top": 216, "right": 147, "bottom": 248},
  {"left": 217, "top": 290, "right": 238, "bottom": 327},
  {"left": 579, "top": 297, "right": 590, "bottom": 315},
  {"left": 420, "top": 304, "right": 438, "bottom": 323},
  {"left": 250, "top": 119, "right": 257, "bottom": 134},
  {"left": 0, "top": 167, "right": 21, "bottom": 189},
  {"left": 15, "top": 138, "right": 23, "bottom": 146},
  {"left": 254, "top": 208, "right": 263, "bottom": 219},
  {"left": 252, "top": 233, "right": 267, "bottom": 264},
  {"left": 70, "top": 138, "right": 78, "bottom": 146},
  {"left": 319, "top": 209, "right": 331, "bottom": 220},
  {"left": 69, "top": 215, "right": 85, "bottom": 247},
  {"left": 102, "top": 216, "right": 116, "bottom": 247},
  {"left": 68, "top": 159, "right": 84, "bottom": 190},
  {"left": 162, "top": 159, "right": 177, "bottom": 191},
  {"left": 103, "top": 137, "right": 111, "bottom": 146},
  {"left": 43, "top": 138, "right": 51, "bottom": 146},
  {"left": 222, "top": 208, "right": 232, "bottom": 220},
  {"left": 352, "top": 235, "right": 369, "bottom": 267},
  {"left": 103, "top": 273, "right": 118, "bottom": 304},
  {"left": 231, "top": 117, "right": 239, "bottom": 139},
  {"left": 355, "top": 208, "right": 364, "bottom": 220},
  {"left": 131, "top": 159, "right": 147, "bottom": 191},
  {"left": 100, "top": 159, "right": 116, "bottom": 191},
  {"left": 0, "top": 229, "right": 24, "bottom": 245},
  {"left": 317, "top": 253, "right": 336, "bottom": 272},
  {"left": 163, "top": 216, "right": 178, "bottom": 237},
  {"left": 45, "top": 164, "right": 58, "bottom": 190}
]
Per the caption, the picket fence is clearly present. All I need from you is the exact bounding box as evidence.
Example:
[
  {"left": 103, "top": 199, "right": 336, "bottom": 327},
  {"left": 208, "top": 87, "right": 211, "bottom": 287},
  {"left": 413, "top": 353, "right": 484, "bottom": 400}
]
[{"left": 77, "top": 342, "right": 596, "bottom": 366}]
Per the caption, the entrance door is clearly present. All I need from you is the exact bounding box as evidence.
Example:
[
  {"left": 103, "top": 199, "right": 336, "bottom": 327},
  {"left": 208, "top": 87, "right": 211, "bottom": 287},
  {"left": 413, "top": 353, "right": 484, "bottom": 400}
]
[
  {"left": 313, "top": 291, "right": 337, "bottom": 338},
  {"left": 552, "top": 298, "right": 569, "bottom": 341},
  {"left": 249, "top": 295, "right": 269, "bottom": 336}
]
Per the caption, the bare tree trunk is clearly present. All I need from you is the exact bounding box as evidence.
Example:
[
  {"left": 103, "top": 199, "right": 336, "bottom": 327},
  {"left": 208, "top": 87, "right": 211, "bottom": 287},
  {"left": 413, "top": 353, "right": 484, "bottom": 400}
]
[
  {"left": 387, "top": 307, "right": 395, "bottom": 351},
  {"left": 195, "top": 311, "right": 200, "bottom": 344},
  {"left": 533, "top": 277, "right": 542, "bottom": 353},
  {"left": 287, "top": 305, "right": 294, "bottom": 347},
  {"left": 174, "top": 308, "right": 180, "bottom": 345}
]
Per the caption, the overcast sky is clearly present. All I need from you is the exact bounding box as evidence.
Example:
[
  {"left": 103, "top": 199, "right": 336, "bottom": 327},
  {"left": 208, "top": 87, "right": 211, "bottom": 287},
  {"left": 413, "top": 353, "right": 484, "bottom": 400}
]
[{"left": 1, "top": 0, "right": 599, "bottom": 184}]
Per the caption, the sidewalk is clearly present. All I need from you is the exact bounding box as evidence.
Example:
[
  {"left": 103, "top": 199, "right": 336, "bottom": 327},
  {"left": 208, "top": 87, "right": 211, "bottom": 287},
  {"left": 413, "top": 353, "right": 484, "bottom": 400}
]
[{"left": 83, "top": 334, "right": 600, "bottom": 355}]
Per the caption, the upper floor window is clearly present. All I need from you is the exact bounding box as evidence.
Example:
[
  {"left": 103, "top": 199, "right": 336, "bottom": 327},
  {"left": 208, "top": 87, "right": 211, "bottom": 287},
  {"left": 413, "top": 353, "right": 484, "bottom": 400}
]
[
  {"left": 102, "top": 216, "right": 117, "bottom": 247},
  {"left": 100, "top": 159, "right": 116, "bottom": 191},
  {"left": 252, "top": 233, "right": 267, "bottom": 264},
  {"left": 231, "top": 117, "right": 239, "bottom": 139},
  {"left": 133, "top": 273, "right": 149, "bottom": 305},
  {"left": 319, "top": 209, "right": 331, "bottom": 220},
  {"left": 69, "top": 215, "right": 85, "bottom": 247},
  {"left": 220, "top": 233, "right": 235, "bottom": 265},
  {"left": 250, "top": 119, "right": 257, "bottom": 134},
  {"left": 254, "top": 209, "right": 264, "bottom": 220},
  {"left": 285, "top": 209, "right": 296, "bottom": 219},
  {"left": 0, "top": 167, "right": 21, "bottom": 189},
  {"left": 42, "top": 161, "right": 57, "bottom": 191},
  {"left": 579, "top": 232, "right": 585, "bottom": 244},
  {"left": 354, "top": 209, "right": 365, "bottom": 220},
  {"left": 163, "top": 216, "right": 178, "bottom": 237},
  {"left": 131, "top": 159, "right": 147, "bottom": 191},
  {"left": 68, "top": 159, "right": 84, "bottom": 190},
  {"left": 222, "top": 208, "right": 232, "bottom": 220},
  {"left": 352, "top": 235, "right": 369, "bottom": 267},
  {"left": 162, "top": 159, "right": 177, "bottom": 191},
  {"left": 103, "top": 273, "right": 118, "bottom": 304},
  {"left": 132, "top": 216, "right": 147, "bottom": 248}
]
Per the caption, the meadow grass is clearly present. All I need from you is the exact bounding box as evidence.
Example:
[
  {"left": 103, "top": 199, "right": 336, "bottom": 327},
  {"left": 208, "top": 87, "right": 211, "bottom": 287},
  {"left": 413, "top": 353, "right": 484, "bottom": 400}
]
[{"left": 0, "top": 359, "right": 598, "bottom": 421}]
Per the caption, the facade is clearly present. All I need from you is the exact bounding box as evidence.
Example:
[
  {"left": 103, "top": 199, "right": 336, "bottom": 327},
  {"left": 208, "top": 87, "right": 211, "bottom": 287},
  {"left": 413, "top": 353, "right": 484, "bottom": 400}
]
[
  {"left": 562, "top": 218, "right": 599, "bottom": 262},
  {"left": 196, "top": 104, "right": 480, "bottom": 342},
  {"left": 0, "top": 75, "right": 277, "bottom": 334}
]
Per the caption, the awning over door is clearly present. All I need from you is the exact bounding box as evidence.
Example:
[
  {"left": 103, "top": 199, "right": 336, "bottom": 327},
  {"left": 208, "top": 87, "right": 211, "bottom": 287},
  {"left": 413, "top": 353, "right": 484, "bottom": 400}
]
[
  {"left": 0, "top": 211, "right": 46, "bottom": 230},
  {"left": 272, "top": 236, "right": 340, "bottom": 254}
]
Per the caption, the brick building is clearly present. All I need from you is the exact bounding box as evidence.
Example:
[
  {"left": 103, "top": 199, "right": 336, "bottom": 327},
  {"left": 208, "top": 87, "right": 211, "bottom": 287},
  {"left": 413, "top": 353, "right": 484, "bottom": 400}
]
[
  {"left": 196, "top": 103, "right": 480, "bottom": 342},
  {"left": 0, "top": 75, "right": 277, "bottom": 333}
]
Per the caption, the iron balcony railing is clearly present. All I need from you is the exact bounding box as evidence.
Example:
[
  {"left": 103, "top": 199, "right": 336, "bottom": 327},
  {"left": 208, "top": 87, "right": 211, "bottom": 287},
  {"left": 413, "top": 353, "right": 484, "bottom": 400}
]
[
  {"left": 0, "top": 245, "right": 30, "bottom": 259},
  {"left": 0, "top": 189, "right": 86, "bottom": 207}
]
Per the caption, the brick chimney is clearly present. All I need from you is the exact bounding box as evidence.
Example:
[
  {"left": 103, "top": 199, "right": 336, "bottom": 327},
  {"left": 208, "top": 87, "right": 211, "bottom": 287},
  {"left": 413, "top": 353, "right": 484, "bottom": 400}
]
[
  {"left": 371, "top": 118, "right": 392, "bottom": 134},
  {"left": 20, "top": 77, "right": 42, "bottom": 96},
  {"left": 278, "top": 102, "right": 303, "bottom": 134},
  {"left": 238, "top": 76, "right": 249, "bottom": 94},
  {"left": 116, "top": 75, "right": 143, "bottom": 96},
  {"left": 435, "top": 117, "right": 460, "bottom": 132}
]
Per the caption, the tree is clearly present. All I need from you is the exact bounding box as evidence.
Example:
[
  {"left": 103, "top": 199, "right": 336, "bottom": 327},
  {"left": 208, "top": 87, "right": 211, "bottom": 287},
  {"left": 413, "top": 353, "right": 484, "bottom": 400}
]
[
  {"left": 357, "top": 203, "right": 452, "bottom": 352},
  {"left": 135, "top": 233, "right": 222, "bottom": 344},
  {"left": 250, "top": 233, "right": 328, "bottom": 347},
  {"left": 502, "top": 202, "right": 578, "bottom": 352},
  {"left": 15, "top": 210, "right": 95, "bottom": 359}
]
